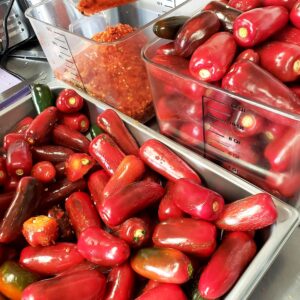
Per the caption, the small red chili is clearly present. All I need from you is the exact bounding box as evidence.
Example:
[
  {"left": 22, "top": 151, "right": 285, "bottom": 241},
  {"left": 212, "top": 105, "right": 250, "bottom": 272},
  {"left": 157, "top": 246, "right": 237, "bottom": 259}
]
[{"left": 31, "top": 161, "right": 56, "bottom": 183}]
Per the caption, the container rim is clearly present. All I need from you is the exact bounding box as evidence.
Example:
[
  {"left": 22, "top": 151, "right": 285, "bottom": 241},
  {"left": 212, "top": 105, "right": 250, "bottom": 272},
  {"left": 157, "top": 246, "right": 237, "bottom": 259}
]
[
  {"left": 142, "top": 38, "right": 300, "bottom": 123},
  {"left": 25, "top": 0, "right": 193, "bottom": 46}
]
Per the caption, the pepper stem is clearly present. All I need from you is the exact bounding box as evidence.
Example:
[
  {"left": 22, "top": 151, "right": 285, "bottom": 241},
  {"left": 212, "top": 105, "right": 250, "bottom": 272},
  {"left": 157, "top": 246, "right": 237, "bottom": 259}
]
[
  {"left": 81, "top": 158, "right": 90, "bottom": 166},
  {"left": 293, "top": 60, "right": 300, "bottom": 74},
  {"left": 188, "top": 263, "right": 194, "bottom": 278},
  {"left": 16, "top": 169, "right": 24, "bottom": 176},
  {"left": 80, "top": 120, "right": 86, "bottom": 129},
  {"left": 68, "top": 97, "right": 76, "bottom": 106},
  {"left": 212, "top": 200, "right": 219, "bottom": 212},
  {"left": 133, "top": 229, "right": 145, "bottom": 242},
  {"left": 199, "top": 69, "right": 211, "bottom": 80},
  {"left": 238, "top": 27, "right": 248, "bottom": 39},
  {"left": 241, "top": 115, "right": 254, "bottom": 128}
]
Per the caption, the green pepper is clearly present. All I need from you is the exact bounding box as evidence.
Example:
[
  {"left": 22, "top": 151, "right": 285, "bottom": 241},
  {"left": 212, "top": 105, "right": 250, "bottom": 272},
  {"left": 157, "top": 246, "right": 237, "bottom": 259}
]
[
  {"left": 31, "top": 84, "right": 54, "bottom": 114},
  {"left": 0, "top": 261, "right": 39, "bottom": 300},
  {"left": 90, "top": 124, "right": 104, "bottom": 139}
]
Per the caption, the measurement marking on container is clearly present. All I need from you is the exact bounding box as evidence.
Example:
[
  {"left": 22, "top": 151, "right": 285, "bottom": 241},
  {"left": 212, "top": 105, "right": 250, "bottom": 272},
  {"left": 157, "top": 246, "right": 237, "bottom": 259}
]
[
  {"left": 54, "top": 37, "right": 65, "bottom": 44},
  {"left": 53, "top": 31, "right": 65, "bottom": 37},
  {"left": 60, "top": 52, "right": 72, "bottom": 58},
  {"left": 59, "top": 45, "right": 69, "bottom": 51},
  {"left": 208, "top": 139, "right": 228, "bottom": 148},
  {"left": 208, "top": 130, "right": 224, "bottom": 138},
  {"left": 164, "top": 4, "right": 174, "bottom": 8},
  {"left": 207, "top": 114, "right": 227, "bottom": 123}
]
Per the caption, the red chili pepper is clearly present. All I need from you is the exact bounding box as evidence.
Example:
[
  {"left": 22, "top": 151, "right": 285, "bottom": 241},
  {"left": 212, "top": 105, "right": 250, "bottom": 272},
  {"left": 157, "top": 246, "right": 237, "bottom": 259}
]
[
  {"left": 216, "top": 193, "right": 277, "bottom": 230},
  {"left": 4, "top": 176, "right": 19, "bottom": 192},
  {"left": 189, "top": 32, "right": 236, "bottom": 82},
  {"left": 156, "top": 42, "right": 177, "bottom": 56},
  {"left": 178, "top": 122, "right": 204, "bottom": 147},
  {"left": 141, "top": 280, "right": 163, "bottom": 294},
  {"left": 99, "top": 180, "right": 164, "bottom": 227},
  {"left": 222, "top": 60, "right": 300, "bottom": 125},
  {"left": 0, "top": 177, "right": 42, "bottom": 243},
  {"left": 264, "top": 127, "right": 300, "bottom": 172},
  {"left": 52, "top": 124, "right": 90, "bottom": 153},
  {"left": 198, "top": 232, "right": 257, "bottom": 299},
  {"left": 291, "top": 1, "right": 300, "bottom": 28},
  {"left": 20, "top": 243, "right": 84, "bottom": 275},
  {"left": 258, "top": 41, "right": 300, "bottom": 82},
  {"left": 31, "top": 161, "right": 56, "bottom": 183},
  {"left": 89, "top": 134, "right": 125, "bottom": 175},
  {"left": 233, "top": 6, "right": 289, "bottom": 47},
  {"left": 104, "top": 263, "right": 135, "bottom": 300},
  {"left": 97, "top": 109, "right": 139, "bottom": 156},
  {"left": 65, "top": 153, "right": 95, "bottom": 182},
  {"left": 275, "top": 25, "right": 300, "bottom": 47},
  {"left": 77, "top": 227, "right": 130, "bottom": 267},
  {"left": 131, "top": 247, "right": 193, "bottom": 284},
  {"left": 3, "top": 133, "right": 24, "bottom": 151},
  {"left": 174, "top": 11, "right": 221, "bottom": 57},
  {"left": 139, "top": 139, "right": 201, "bottom": 184},
  {"left": 290, "top": 84, "right": 300, "bottom": 98},
  {"left": 65, "top": 192, "right": 101, "bottom": 237},
  {"left": 56, "top": 89, "right": 84, "bottom": 113},
  {"left": 261, "top": 0, "right": 297, "bottom": 10},
  {"left": 22, "top": 215, "right": 58, "bottom": 247},
  {"left": 236, "top": 48, "right": 260, "bottom": 63},
  {"left": 88, "top": 170, "right": 110, "bottom": 207},
  {"left": 0, "top": 158, "right": 8, "bottom": 186},
  {"left": 24, "top": 107, "right": 58, "bottom": 145},
  {"left": 41, "top": 178, "right": 86, "bottom": 208},
  {"left": 153, "top": 218, "right": 217, "bottom": 257},
  {"left": 172, "top": 178, "right": 224, "bottom": 221},
  {"left": 6, "top": 140, "right": 32, "bottom": 177},
  {"left": 206, "top": 98, "right": 233, "bottom": 121},
  {"left": 103, "top": 155, "right": 145, "bottom": 200},
  {"left": 112, "top": 217, "right": 151, "bottom": 248},
  {"left": 12, "top": 117, "right": 33, "bottom": 134},
  {"left": 22, "top": 269, "right": 106, "bottom": 300},
  {"left": 0, "top": 192, "right": 14, "bottom": 217},
  {"left": 228, "top": 0, "right": 261, "bottom": 11},
  {"left": 262, "top": 122, "right": 287, "bottom": 143},
  {"left": 137, "top": 284, "right": 187, "bottom": 300},
  {"left": 158, "top": 182, "right": 184, "bottom": 221},
  {"left": 32, "top": 145, "right": 74, "bottom": 163},
  {"left": 61, "top": 113, "right": 90, "bottom": 133}
]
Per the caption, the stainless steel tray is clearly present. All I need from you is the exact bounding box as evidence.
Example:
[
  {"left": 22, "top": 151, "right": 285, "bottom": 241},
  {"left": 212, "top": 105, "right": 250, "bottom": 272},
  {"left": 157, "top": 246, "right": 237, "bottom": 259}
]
[{"left": 0, "top": 82, "right": 299, "bottom": 300}]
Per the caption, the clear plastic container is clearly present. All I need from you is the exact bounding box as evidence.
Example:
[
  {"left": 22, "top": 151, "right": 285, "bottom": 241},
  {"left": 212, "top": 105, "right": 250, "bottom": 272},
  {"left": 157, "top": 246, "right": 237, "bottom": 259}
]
[
  {"left": 142, "top": 1, "right": 300, "bottom": 207},
  {"left": 25, "top": 0, "right": 186, "bottom": 122}
]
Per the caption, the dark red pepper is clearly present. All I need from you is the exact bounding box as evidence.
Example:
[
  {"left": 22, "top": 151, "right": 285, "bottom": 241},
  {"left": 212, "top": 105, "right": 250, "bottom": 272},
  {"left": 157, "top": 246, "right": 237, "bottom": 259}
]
[
  {"left": 0, "top": 192, "right": 14, "bottom": 217},
  {"left": 99, "top": 180, "right": 164, "bottom": 227},
  {"left": 233, "top": 6, "right": 289, "bottom": 47},
  {"left": 104, "top": 263, "right": 135, "bottom": 300},
  {"left": 3, "top": 133, "right": 24, "bottom": 151},
  {"left": 56, "top": 89, "right": 84, "bottom": 113},
  {"left": 25, "top": 107, "right": 58, "bottom": 145},
  {"left": 236, "top": 48, "right": 260, "bottom": 63},
  {"left": 12, "top": 117, "right": 33, "bottom": 134},
  {"left": 6, "top": 140, "right": 32, "bottom": 177},
  {"left": 89, "top": 134, "right": 125, "bottom": 175},
  {"left": 0, "top": 177, "right": 42, "bottom": 243},
  {"left": 189, "top": 32, "right": 236, "bottom": 82},
  {"left": 32, "top": 145, "right": 74, "bottom": 163},
  {"left": 31, "top": 161, "right": 56, "bottom": 183},
  {"left": 222, "top": 60, "right": 300, "bottom": 125},
  {"left": 258, "top": 41, "right": 300, "bottom": 82},
  {"left": 139, "top": 139, "right": 201, "bottom": 184},
  {"left": 54, "top": 161, "right": 66, "bottom": 178},
  {"left": 198, "top": 232, "right": 257, "bottom": 299},
  {"left": 261, "top": 0, "right": 297, "bottom": 10},
  {"left": 88, "top": 170, "right": 110, "bottom": 207},
  {"left": 61, "top": 113, "right": 90, "bottom": 133},
  {"left": 290, "top": 1, "right": 300, "bottom": 28},
  {"left": 156, "top": 42, "right": 177, "bottom": 56},
  {"left": 136, "top": 284, "right": 187, "bottom": 300},
  {"left": 228, "top": 0, "right": 261, "bottom": 11},
  {"left": 65, "top": 192, "right": 101, "bottom": 237},
  {"left": 0, "top": 158, "right": 8, "bottom": 186},
  {"left": 275, "top": 25, "right": 300, "bottom": 47},
  {"left": 4, "top": 176, "right": 19, "bottom": 192},
  {"left": 52, "top": 124, "right": 90, "bottom": 153},
  {"left": 97, "top": 109, "right": 140, "bottom": 156},
  {"left": 174, "top": 11, "right": 221, "bottom": 57},
  {"left": 290, "top": 84, "right": 300, "bottom": 98}
]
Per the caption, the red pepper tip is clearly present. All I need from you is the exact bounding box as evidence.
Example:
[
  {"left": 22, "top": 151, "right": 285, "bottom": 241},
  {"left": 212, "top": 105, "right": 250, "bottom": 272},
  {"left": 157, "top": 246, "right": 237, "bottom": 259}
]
[
  {"left": 238, "top": 27, "right": 248, "bottom": 39},
  {"left": 27, "top": 137, "right": 34, "bottom": 145},
  {"left": 133, "top": 229, "right": 146, "bottom": 242},
  {"left": 16, "top": 169, "right": 24, "bottom": 176},
  {"left": 81, "top": 158, "right": 90, "bottom": 166}
]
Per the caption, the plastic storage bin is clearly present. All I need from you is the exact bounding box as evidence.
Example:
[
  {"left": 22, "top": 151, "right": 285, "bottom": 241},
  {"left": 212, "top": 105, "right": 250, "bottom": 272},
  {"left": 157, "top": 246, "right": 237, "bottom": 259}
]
[
  {"left": 25, "top": 0, "right": 185, "bottom": 122},
  {"left": 142, "top": 0, "right": 300, "bottom": 207}
]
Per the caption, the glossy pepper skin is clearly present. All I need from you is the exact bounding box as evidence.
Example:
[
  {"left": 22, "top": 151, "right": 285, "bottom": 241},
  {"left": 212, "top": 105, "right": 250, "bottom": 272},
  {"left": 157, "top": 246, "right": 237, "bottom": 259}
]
[
  {"left": 31, "top": 161, "right": 56, "bottom": 183},
  {"left": 204, "top": 1, "right": 242, "bottom": 32},
  {"left": 13, "top": 117, "right": 33, "bottom": 134},
  {"left": 20, "top": 243, "right": 84, "bottom": 275},
  {"left": 56, "top": 89, "right": 84, "bottom": 113},
  {"left": 90, "top": 124, "right": 103, "bottom": 138},
  {"left": 22, "top": 269, "right": 106, "bottom": 300},
  {"left": 236, "top": 48, "right": 260, "bottom": 63},
  {"left": 0, "top": 192, "right": 14, "bottom": 217},
  {"left": 216, "top": 193, "right": 277, "bottom": 231},
  {"left": 65, "top": 192, "right": 101, "bottom": 237},
  {"left": 61, "top": 113, "right": 90, "bottom": 133},
  {"left": 104, "top": 263, "right": 135, "bottom": 300},
  {"left": 0, "top": 261, "right": 38, "bottom": 300},
  {"left": 6, "top": 140, "right": 32, "bottom": 177},
  {"left": 88, "top": 170, "right": 110, "bottom": 207},
  {"left": 22, "top": 215, "right": 58, "bottom": 247},
  {"left": 89, "top": 134, "right": 125, "bottom": 175},
  {"left": 174, "top": 11, "right": 221, "bottom": 57},
  {"left": 52, "top": 124, "right": 90, "bottom": 153},
  {"left": 31, "top": 145, "right": 74, "bottom": 163},
  {"left": 189, "top": 32, "right": 236, "bottom": 82},
  {"left": 228, "top": 0, "right": 261, "bottom": 11},
  {"left": 103, "top": 155, "right": 145, "bottom": 199},
  {"left": 261, "top": 0, "right": 297, "bottom": 10},
  {"left": 136, "top": 284, "right": 187, "bottom": 300},
  {"left": 262, "top": 122, "right": 287, "bottom": 143},
  {"left": 3, "top": 133, "right": 24, "bottom": 151},
  {"left": 275, "top": 25, "right": 300, "bottom": 47},
  {"left": 139, "top": 139, "right": 201, "bottom": 184},
  {"left": 264, "top": 127, "right": 300, "bottom": 172},
  {"left": 172, "top": 178, "right": 225, "bottom": 221},
  {"left": 77, "top": 227, "right": 130, "bottom": 267},
  {"left": 131, "top": 247, "right": 193, "bottom": 284},
  {"left": 156, "top": 42, "right": 177, "bottom": 56},
  {"left": 153, "top": 218, "right": 216, "bottom": 257},
  {"left": 24, "top": 107, "right": 58, "bottom": 145},
  {"left": 198, "top": 232, "right": 257, "bottom": 299},
  {"left": 96, "top": 109, "right": 139, "bottom": 156},
  {"left": 290, "top": 85, "right": 300, "bottom": 98},
  {"left": 290, "top": 1, "right": 300, "bottom": 28},
  {"left": 222, "top": 60, "right": 300, "bottom": 124},
  {"left": 31, "top": 84, "right": 54, "bottom": 114},
  {"left": 258, "top": 41, "right": 300, "bottom": 82},
  {"left": 0, "top": 177, "right": 42, "bottom": 243},
  {"left": 233, "top": 6, "right": 289, "bottom": 47},
  {"left": 153, "top": 16, "right": 189, "bottom": 40},
  {"left": 99, "top": 180, "right": 164, "bottom": 227}
]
